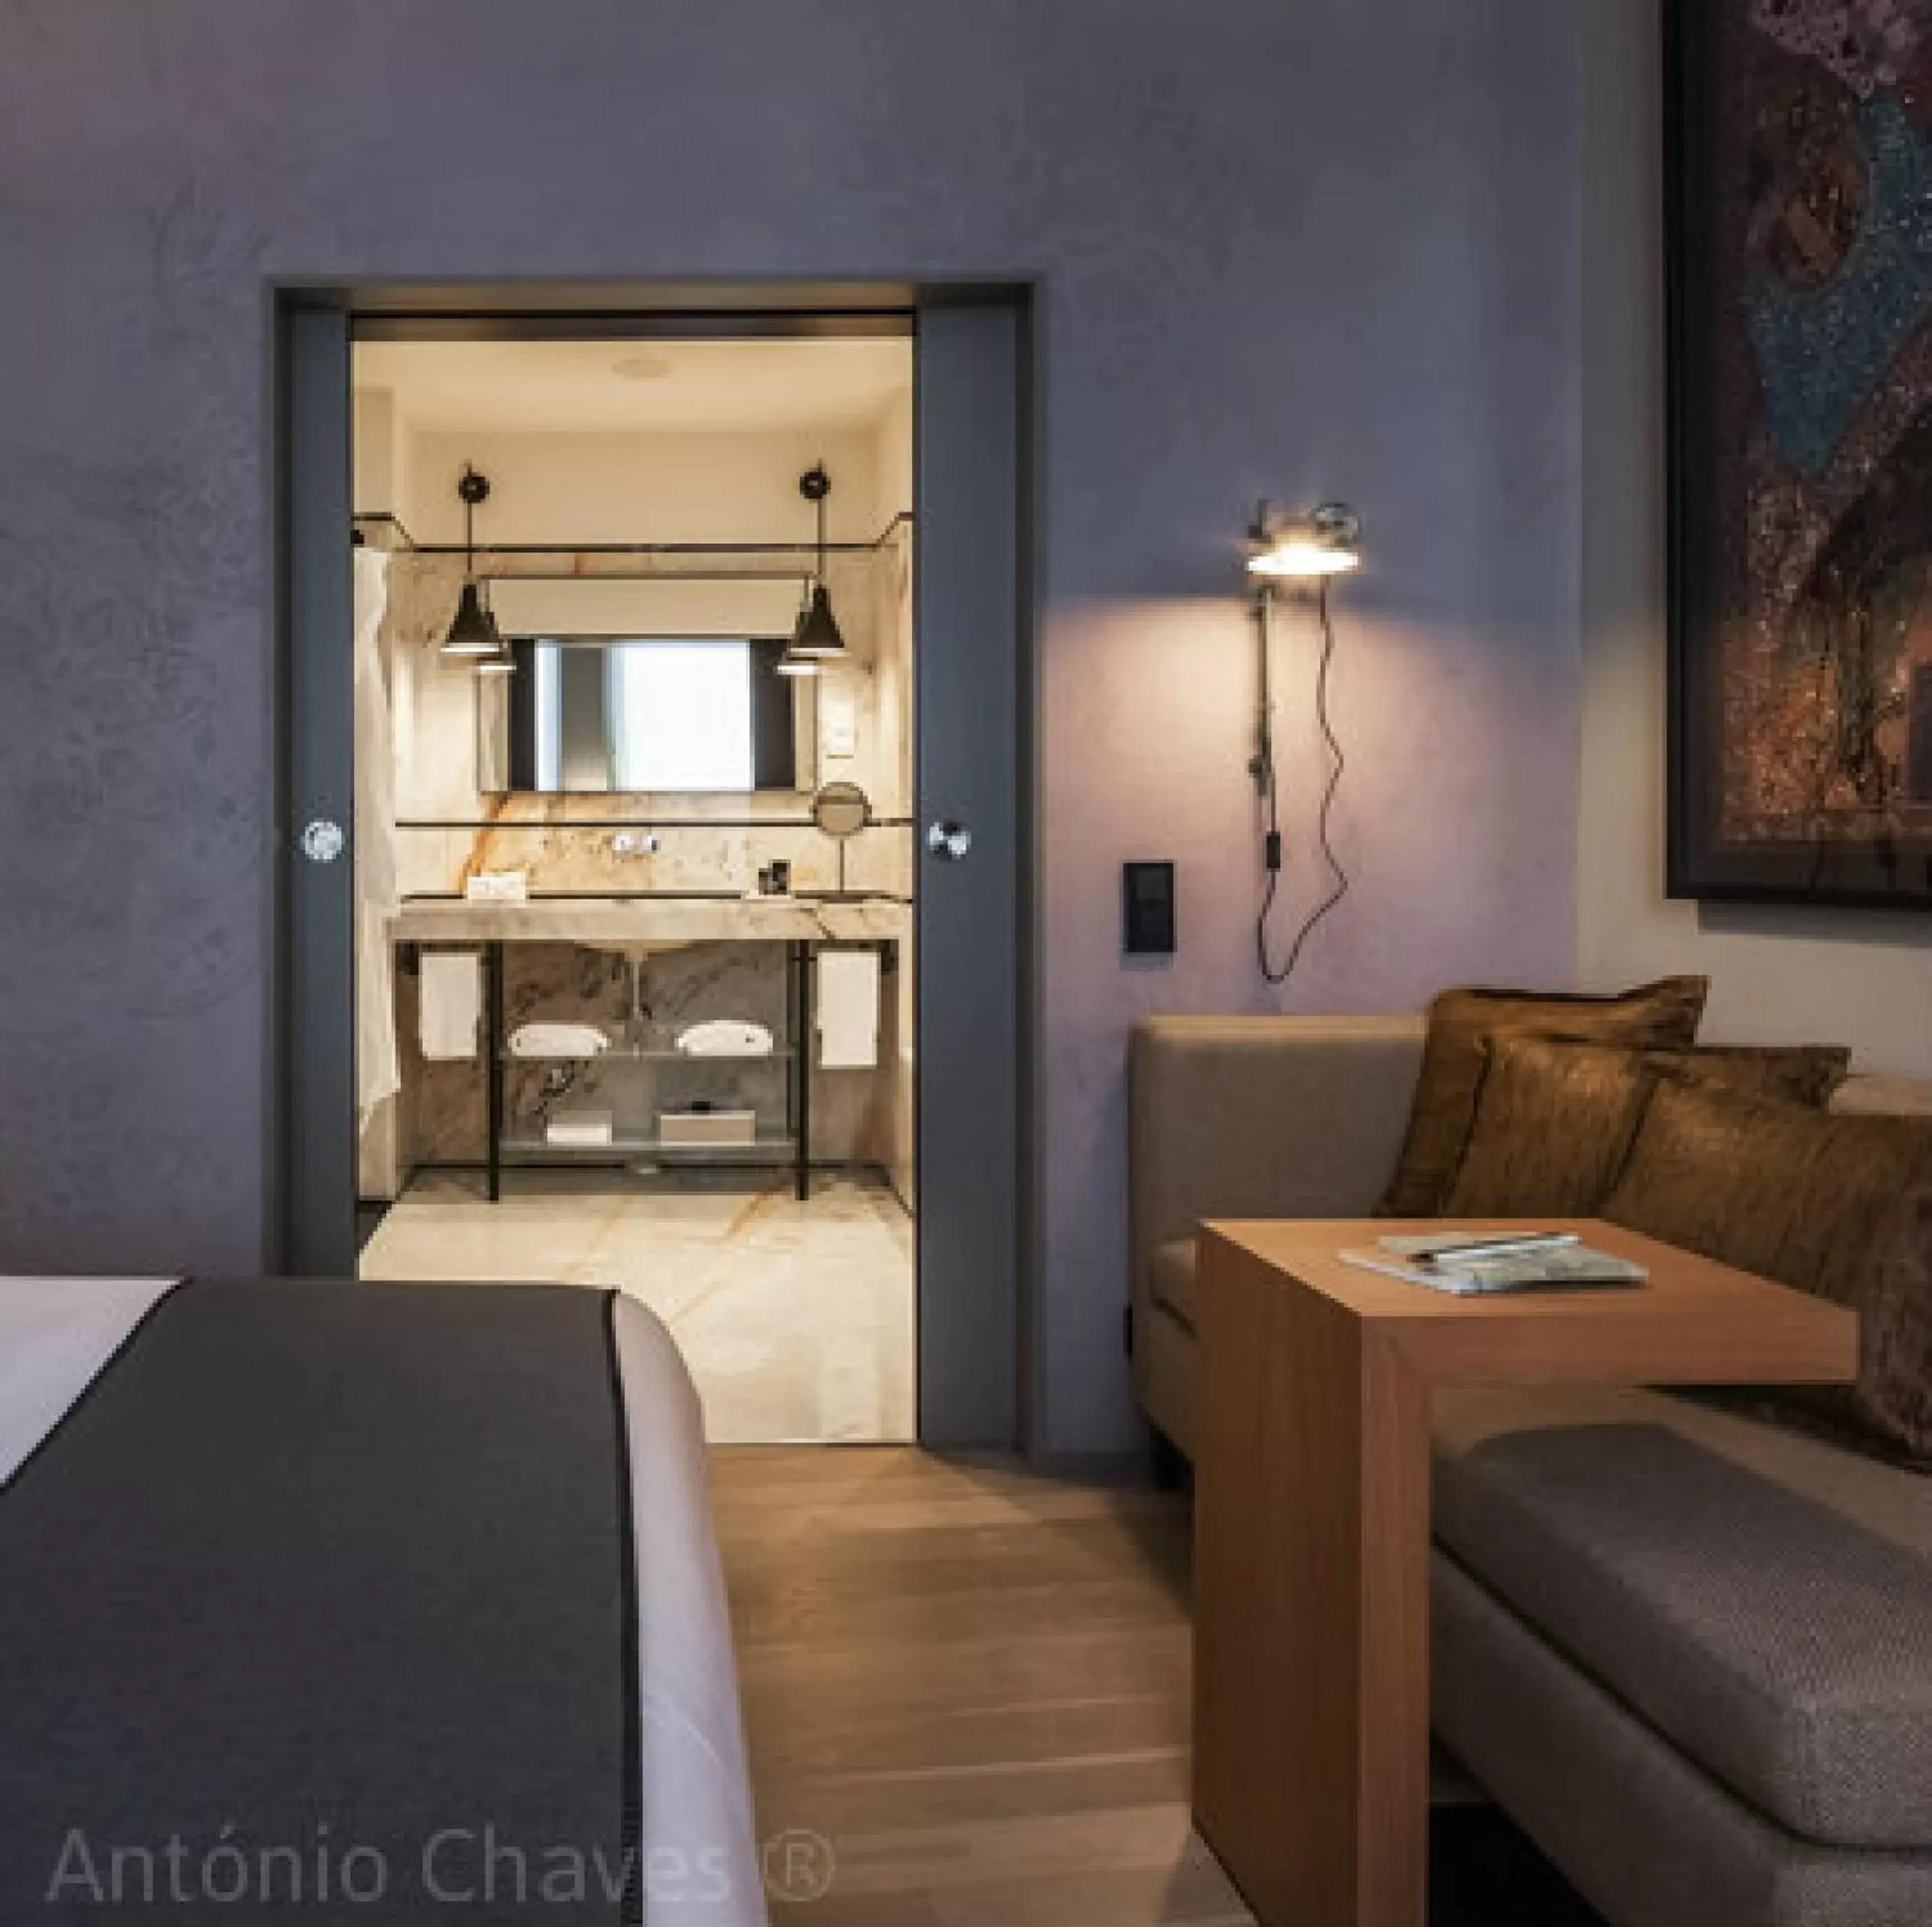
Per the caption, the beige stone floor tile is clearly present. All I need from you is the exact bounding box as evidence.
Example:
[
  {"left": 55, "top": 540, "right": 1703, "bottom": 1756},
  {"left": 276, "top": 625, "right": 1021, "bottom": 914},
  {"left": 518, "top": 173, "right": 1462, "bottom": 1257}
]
[{"left": 359, "top": 1171, "right": 914, "bottom": 1444}]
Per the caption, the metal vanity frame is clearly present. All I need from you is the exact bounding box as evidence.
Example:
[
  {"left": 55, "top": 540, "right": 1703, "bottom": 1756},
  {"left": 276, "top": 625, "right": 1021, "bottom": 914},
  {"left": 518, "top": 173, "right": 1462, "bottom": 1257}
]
[{"left": 391, "top": 892, "right": 909, "bottom": 1206}]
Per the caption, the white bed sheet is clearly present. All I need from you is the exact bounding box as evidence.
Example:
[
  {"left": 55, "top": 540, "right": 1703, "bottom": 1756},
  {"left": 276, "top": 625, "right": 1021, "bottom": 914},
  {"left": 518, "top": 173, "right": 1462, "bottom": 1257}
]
[
  {"left": 612, "top": 1293, "right": 767, "bottom": 1926},
  {"left": 0, "top": 1277, "right": 177, "bottom": 1489},
  {"left": 0, "top": 1279, "right": 767, "bottom": 1927}
]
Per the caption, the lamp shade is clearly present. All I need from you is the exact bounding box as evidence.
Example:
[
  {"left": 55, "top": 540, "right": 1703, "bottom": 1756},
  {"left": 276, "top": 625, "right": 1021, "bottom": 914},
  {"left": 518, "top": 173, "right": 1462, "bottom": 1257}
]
[
  {"left": 442, "top": 579, "right": 502, "bottom": 657},
  {"left": 1247, "top": 538, "right": 1360, "bottom": 579},
  {"left": 774, "top": 650, "right": 820, "bottom": 678},
  {"left": 791, "top": 580, "right": 846, "bottom": 659},
  {"left": 1246, "top": 502, "right": 1363, "bottom": 579}
]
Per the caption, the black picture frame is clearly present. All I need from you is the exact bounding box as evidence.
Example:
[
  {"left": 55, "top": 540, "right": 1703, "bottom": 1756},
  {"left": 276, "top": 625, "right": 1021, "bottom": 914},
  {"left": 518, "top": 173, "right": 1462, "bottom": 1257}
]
[{"left": 1665, "top": 0, "right": 1932, "bottom": 909}]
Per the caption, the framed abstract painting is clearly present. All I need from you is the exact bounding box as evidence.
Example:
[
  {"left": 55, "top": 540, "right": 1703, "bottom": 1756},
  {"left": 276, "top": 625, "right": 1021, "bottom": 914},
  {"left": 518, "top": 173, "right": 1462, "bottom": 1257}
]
[{"left": 1669, "top": 0, "right": 1932, "bottom": 906}]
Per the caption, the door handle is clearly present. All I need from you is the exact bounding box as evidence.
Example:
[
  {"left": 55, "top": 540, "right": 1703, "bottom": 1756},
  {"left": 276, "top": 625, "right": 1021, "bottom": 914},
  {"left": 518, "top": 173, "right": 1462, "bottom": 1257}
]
[
  {"left": 299, "top": 818, "right": 346, "bottom": 864},
  {"left": 926, "top": 820, "right": 973, "bottom": 862}
]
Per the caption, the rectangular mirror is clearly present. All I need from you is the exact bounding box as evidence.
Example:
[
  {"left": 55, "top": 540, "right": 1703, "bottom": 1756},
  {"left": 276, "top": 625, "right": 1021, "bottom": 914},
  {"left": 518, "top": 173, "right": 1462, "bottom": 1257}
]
[{"left": 496, "top": 635, "right": 805, "bottom": 794}]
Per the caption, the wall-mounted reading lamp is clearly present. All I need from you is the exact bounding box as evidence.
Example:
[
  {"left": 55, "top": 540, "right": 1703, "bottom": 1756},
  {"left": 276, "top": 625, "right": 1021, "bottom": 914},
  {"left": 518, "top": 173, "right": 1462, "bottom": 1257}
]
[
  {"left": 1249, "top": 502, "right": 1362, "bottom": 581},
  {"left": 1246, "top": 500, "right": 1360, "bottom": 985}
]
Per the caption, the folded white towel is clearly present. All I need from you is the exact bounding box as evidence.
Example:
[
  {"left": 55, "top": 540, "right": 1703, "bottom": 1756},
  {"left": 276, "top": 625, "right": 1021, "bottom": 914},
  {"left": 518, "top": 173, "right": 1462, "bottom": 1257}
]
[
  {"left": 677, "top": 1020, "right": 775, "bottom": 1058},
  {"left": 511, "top": 1022, "right": 612, "bottom": 1059},
  {"left": 418, "top": 952, "right": 481, "bottom": 1062},
  {"left": 817, "top": 950, "right": 880, "bottom": 1069},
  {"left": 546, "top": 1107, "right": 615, "bottom": 1147}
]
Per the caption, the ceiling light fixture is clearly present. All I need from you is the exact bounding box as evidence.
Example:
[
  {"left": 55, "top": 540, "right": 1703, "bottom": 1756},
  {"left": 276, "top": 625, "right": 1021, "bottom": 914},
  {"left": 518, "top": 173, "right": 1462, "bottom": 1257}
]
[{"left": 441, "top": 466, "right": 509, "bottom": 661}]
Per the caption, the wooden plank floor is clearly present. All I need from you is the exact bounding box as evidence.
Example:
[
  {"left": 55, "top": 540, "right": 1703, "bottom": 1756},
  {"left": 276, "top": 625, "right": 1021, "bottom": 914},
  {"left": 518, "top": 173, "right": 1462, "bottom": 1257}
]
[{"left": 710, "top": 1447, "right": 1253, "bottom": 1927}]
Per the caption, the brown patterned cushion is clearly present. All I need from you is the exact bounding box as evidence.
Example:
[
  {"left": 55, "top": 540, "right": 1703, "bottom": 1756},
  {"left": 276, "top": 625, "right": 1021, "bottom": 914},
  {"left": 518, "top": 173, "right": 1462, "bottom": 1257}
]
[
  {"left": 1443, "top": 1036, "right": 1854, "bottom": 1217},
  {"left": 1377, "top": 977, "right": 1709, "bottom": 1216},
  {"left": 1604, "top": 1079, "right": 1932, "bottom": 1467},
  {"left": 1659, "top": 1041, "right": 1855, "bottom": 1109}
]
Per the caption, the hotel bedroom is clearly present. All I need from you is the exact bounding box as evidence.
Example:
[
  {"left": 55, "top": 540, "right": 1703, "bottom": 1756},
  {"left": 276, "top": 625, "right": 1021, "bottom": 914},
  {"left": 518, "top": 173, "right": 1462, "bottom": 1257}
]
[{"left": 6, "top": 6, "right": 1932, "bottom": 1927}]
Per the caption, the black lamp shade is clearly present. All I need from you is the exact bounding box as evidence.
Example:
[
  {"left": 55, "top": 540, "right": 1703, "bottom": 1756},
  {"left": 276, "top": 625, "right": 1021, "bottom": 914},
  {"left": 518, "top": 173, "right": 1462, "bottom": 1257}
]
[
  {"left": 442, "top": 579, "right": 502, "bottom": 657},
  {"left": 792, "top": 580, "right": 846, "bottom": 659}
]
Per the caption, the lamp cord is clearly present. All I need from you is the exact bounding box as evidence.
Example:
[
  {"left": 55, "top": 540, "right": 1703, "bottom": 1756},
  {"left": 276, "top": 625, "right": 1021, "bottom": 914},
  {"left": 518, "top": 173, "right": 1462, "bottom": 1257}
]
[
  {"left": 461, "top": 472, "right": 477, "bottom": 577},
  {"left": 1257, "top": 578, "right": 1350, "bottom": 986}
]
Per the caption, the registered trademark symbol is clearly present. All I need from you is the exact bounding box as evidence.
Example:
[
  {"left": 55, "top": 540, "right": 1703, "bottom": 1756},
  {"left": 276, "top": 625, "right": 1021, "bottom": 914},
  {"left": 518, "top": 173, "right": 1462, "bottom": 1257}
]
[{"left": 762, "top": 1829, "right": 835, "bottom": 1904}]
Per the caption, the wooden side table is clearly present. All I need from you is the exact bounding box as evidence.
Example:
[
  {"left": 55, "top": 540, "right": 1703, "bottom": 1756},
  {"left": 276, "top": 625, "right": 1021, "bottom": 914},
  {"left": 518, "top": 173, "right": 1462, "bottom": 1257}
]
[{"left": 1191, "top": 1218, "right": 1858, "bottom": 1927}]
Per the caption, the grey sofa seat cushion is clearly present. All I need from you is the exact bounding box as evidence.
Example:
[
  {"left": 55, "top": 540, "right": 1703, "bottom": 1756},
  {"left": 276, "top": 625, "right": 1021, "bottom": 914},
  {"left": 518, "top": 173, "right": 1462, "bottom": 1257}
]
[
  {"left": 1435, "top": 1551, "right": 1932, "bottom": 1927},
  {"left": 1433, "top": 1387, "right": 1932, "bottom": 1851},
  {"left": 1150, "top": 1238, "right": 1198, "bottom": 1332}
]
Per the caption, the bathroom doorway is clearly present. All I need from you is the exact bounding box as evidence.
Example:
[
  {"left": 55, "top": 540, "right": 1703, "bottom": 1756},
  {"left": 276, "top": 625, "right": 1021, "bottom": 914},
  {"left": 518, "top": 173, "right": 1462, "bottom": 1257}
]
[
  {"left": 279, "top": 288, "right": 1026, "bottom": 1451},
  {"left": 354, "top": 324, "right": 914, "bottom": 1443}
]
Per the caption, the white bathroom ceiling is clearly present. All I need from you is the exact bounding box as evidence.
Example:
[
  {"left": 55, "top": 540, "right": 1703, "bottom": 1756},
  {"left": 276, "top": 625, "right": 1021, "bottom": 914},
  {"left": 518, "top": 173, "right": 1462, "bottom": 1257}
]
[{"left": 356, "top": 336, "right": 912, "bottom": 435}]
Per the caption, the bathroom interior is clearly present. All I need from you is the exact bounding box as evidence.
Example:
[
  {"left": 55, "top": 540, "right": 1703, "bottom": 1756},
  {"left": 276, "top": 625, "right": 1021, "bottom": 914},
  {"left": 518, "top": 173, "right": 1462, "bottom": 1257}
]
[{"left": 350, "top": 326, "right": 917, "bottom": 1445}]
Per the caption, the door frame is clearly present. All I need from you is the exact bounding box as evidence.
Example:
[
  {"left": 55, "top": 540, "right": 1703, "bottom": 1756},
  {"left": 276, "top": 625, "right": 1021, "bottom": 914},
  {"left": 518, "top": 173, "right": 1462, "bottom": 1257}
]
[{"left": 270, "top": 277, "right": 1037, "bottom": 1452}]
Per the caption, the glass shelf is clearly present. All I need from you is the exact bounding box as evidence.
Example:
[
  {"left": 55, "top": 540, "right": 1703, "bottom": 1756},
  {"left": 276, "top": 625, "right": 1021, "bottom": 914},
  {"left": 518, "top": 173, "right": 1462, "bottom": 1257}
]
[
  {"left": 500, "top": 1132, "right": 798, "bottom": 1161},
  {"left": 504, "top": 1046, "right": 794, "bottom": 1064}
]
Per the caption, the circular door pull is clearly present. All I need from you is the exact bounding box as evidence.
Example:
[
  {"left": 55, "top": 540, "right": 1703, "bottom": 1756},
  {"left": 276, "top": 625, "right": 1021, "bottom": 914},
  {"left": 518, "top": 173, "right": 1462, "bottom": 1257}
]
[
  {"left": 926, "top": 820, "right": 973, "bottom": 862},
  {"left": 299, "top": 818, "right": 346, "bottom": 864}
]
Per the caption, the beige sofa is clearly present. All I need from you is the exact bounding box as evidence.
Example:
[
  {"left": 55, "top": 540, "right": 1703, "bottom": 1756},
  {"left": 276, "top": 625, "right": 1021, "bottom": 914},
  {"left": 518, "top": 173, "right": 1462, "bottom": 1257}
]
[{"left": 1130, "top": 1013, "right": 1932, "bottom": 1927}]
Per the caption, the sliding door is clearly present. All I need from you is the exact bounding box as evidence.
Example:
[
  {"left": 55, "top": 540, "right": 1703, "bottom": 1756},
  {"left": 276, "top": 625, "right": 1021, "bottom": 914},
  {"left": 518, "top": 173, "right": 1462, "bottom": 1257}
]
[
  {"left": 278, "top": 304, "right": 357, "bottom": 1277},
  {"left": 277, "top": 286, "right": 1030, "bottom": 1451},
  {"left": 914, "top": 299, "right": 1027, "bottom": 1449}
]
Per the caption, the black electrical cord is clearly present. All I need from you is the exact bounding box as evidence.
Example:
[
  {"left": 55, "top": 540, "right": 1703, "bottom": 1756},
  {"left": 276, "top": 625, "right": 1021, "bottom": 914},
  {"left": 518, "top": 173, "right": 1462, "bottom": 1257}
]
[{"left": 1257, "top": 577, "right": 1351, "bottom": 986}]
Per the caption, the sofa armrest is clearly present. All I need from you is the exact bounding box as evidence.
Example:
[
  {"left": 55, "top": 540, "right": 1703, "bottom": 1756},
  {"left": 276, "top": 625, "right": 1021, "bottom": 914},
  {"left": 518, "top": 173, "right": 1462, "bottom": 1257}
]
[{"left": 1129, "top": 1014, "right": 1426, "bottom": 1303}]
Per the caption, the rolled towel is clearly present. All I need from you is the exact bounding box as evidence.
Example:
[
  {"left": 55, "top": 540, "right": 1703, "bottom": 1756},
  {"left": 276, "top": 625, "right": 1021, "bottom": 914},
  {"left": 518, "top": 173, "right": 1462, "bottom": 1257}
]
[
  {"left": 546, "top": 1107, "right": 615, "bottom": 1147},
  {"left": 676, "top": 1020, "right": 776, "bottom": 1058},
  {"left": 510, "top": 1022, "right": 612, "bottom": 1059}
]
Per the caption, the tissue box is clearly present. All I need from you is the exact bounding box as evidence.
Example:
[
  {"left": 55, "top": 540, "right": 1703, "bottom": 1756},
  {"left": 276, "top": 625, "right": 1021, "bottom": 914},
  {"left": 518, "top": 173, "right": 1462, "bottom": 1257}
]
[
  {"left": 546, "top": 1107, "right": 614, "bottom": 1148},
  {"left": 659, "top": 1109, "right": 757, "bottom": 1148}
]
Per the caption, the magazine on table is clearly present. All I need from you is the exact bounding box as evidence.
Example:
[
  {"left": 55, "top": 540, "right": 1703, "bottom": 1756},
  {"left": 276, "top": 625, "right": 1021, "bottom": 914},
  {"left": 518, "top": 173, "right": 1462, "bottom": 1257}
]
[{"left": 1339, "top": 1231, "right": 1647, "bottom": 1296}]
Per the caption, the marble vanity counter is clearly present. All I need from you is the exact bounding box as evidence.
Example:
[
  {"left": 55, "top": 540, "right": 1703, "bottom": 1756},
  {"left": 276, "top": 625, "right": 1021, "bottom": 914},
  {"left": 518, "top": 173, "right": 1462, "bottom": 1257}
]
[{"left": 390, "top": 895, "right": 911, "bottom": 947}]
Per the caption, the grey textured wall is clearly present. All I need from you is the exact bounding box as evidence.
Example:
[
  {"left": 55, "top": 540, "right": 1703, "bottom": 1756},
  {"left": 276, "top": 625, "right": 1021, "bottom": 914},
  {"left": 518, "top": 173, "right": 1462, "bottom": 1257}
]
[{"left": 0, "top": 0, "right": 1580, "bottom": 1452}]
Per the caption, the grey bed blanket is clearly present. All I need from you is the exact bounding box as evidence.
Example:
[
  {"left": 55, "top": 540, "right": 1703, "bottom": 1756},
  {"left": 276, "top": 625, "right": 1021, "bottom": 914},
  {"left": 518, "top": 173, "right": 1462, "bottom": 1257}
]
[{"left": 0, "top": 1279, "right": 641, "bottom": 1923}]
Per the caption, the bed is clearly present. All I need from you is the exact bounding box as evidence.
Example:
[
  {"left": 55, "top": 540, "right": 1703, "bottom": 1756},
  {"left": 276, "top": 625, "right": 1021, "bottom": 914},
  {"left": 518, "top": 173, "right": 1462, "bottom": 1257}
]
[{"left": 0, "top": 1276, "right": 766, "bottom": 1926}]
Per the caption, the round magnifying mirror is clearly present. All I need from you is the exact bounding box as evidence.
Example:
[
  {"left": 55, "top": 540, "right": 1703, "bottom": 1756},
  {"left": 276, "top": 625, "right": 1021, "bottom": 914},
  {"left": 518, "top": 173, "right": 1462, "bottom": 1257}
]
[
  {"left": 811, "top": 782, "right": 872, "bottom": 897},
  {"left": 811, "top": 781, "right": 871, "bottom": 840}
]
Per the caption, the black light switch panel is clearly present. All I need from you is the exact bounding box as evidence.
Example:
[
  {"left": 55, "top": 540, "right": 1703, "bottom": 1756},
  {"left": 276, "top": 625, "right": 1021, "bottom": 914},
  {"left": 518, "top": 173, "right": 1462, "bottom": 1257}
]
[{"left": 1123, "top": 861, "right": 1176, "bottom": 956}]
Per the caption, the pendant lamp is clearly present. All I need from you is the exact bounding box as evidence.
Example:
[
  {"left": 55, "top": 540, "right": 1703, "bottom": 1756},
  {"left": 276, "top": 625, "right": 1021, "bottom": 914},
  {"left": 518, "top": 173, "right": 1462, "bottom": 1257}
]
[
  {"left": 441, "top": 465, "right": 509, "bottom": 663},
  {"left": 787, "top": 464, "right": 846, "bottom": 663}
]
